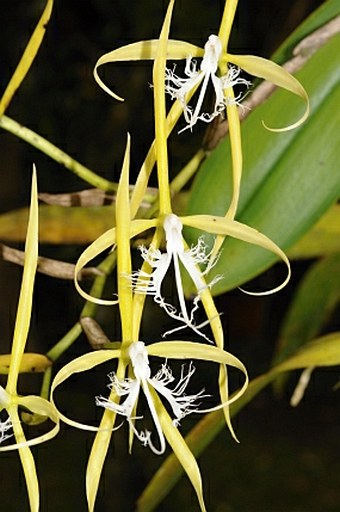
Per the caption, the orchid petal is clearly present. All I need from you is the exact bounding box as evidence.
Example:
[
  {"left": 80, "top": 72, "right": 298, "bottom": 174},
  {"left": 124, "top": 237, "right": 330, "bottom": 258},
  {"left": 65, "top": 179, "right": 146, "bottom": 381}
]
[
  {"left": 9, "top": 405, "right": 39, "bottom": 512},
  {"left": 147, "top": 340, "right": 248, "bottom": 406},
  {"left": 140, "top": 379, "right": 167, "bottom": 455},
  {"left": 148, "top": 387, "right": 207, "bottom": 512}
]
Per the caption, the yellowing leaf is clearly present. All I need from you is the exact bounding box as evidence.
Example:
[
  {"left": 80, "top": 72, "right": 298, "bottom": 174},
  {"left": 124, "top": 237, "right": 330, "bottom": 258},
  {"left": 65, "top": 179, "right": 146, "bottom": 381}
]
[{"left": 0, "top": 353, "right": 51, "bottom": 375}]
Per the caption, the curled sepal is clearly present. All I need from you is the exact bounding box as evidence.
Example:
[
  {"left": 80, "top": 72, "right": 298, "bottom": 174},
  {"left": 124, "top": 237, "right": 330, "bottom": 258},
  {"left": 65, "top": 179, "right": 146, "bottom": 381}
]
[
  {"left": 94, "top": 40, "right": 203, "bottom": 101},
  {"left": 50, "top": 349, "right": 121, "bottom": 431},
  {"left": 74, "top": 218, "right": 157, "bottom": 304},
  {"left": 182, "top": 214, "right": 291, "bottom": 295},
  {"left": 227, "top": 53, "right": 310, "bottom": 131},
  {"left": 147, "top": 341, "right": 249, "bottom": 409},
  {"left": 0, "top": 395, "right": 59, "bottom": 452}
]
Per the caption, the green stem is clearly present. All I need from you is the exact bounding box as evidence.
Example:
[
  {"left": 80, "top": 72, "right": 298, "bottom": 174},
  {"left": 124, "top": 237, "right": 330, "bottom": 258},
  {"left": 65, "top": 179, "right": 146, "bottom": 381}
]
[
  {"left": 46, "top": 323, "right": 83, "bottom": 362},
  {"left": 170, "top": 149, "right": 206, "bottom": 195},
  {"left": 0, "top": 115, "right": 117, "bottom": 192},
  {"left": 45, "top": 250, "right": 117, "bottom": 378},
  {"left": 218, "top": 0, "right": 239, "bottom": 51}
]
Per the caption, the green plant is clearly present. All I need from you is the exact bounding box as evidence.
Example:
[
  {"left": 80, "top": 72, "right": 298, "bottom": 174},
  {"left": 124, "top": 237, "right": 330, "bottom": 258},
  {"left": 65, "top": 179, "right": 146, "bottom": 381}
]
[{"left": 0, "top": 1, "right": 339, "bottom": 510}]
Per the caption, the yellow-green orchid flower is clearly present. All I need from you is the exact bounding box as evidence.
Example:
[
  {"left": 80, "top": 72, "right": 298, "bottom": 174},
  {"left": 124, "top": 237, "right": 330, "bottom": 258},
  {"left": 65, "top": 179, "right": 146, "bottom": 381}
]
[
  {"left": 0, "top": 167, "right": 59, "bottom": 512},
  {"left": 93, "top": 0, "right": 309, "bottom": 225},
  {"left": 82, "top": 0, "right": 292, "bottom": 446},
  {"left": 131, "top": 213, "right": 221, "bottom": 341},
  {"left": 74, "top": 212, "right": 290, "bottom": 334},
  {"left": 93, "top": 3, "right": 308, "bottom": 129},
  {"left": 51, "top": 337, "right": 248, "bottom": 512},
  {"left": 53, "top": 129, "right": 248, "bottom": 512}
]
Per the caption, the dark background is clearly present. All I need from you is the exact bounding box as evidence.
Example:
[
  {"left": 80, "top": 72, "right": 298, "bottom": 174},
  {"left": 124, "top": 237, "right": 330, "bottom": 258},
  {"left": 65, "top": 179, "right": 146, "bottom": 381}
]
[{"left": 1, "top": 1, "right": 339, "bottom": 511}]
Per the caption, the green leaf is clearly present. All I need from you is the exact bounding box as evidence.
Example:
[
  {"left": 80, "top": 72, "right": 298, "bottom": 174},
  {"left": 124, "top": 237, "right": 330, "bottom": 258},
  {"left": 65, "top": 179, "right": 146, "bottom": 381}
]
[
  {"left": 287, "top": 203, "right": 340, "bottom": 259},
  {"left": 185, "top": 31, "right": 340, "bottom": 294},
  {"left": 271, "top": 0, "right": 340, "bottom": 65},
  {"left": 272, "top": 253, "right": 340, "bottom": 394},
  {"left": 274, "top": 254, "right": 340, "bottom": 364}
]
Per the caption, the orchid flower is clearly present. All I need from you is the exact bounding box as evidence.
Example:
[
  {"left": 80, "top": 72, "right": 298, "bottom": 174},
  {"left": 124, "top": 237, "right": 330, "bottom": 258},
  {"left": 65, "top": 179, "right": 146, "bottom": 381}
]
[
  {"left": 96, "top": 341, "right": 208, "bottom": 454},
  {"left": 51, "top": 337, "right": 248, "bottom": 512},
  {"left": 69, "top": 4, "right": 296, "bottom": 509},
  {"left": 93, "top": 0, "right": 309, "bottom": 226},
  {"left": 0, "top": 168, "right": 59, "bottom": 512},
  {"left": 131, "top": 213, "right": 220, "bottom": 341},
  {"left": 165, "top": 34, "right": 251, "bottom": 132}
]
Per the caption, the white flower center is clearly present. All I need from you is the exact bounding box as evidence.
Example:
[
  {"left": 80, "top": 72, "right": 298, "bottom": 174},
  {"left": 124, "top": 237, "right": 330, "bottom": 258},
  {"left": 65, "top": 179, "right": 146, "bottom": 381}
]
[
  {"left": 96, "top": 342, "right": 206, "bottom": 454},
  {"left": 201, "top": 34, "right": 222, "bottom": 74},
  {"left": 131, "top": 214, "right": 221, "bottom": 341},
  {"left": 165, "top": 34, "right": 251, "bottom": 132},
  {"left": 128, "top": 341, "right": 151, "bottom": 380}
]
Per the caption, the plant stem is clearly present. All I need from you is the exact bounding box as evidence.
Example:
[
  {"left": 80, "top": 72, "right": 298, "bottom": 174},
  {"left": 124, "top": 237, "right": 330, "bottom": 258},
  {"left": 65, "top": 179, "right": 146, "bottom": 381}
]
[{"left": 0, "top": 115, "right": 117, "bottom": 192}]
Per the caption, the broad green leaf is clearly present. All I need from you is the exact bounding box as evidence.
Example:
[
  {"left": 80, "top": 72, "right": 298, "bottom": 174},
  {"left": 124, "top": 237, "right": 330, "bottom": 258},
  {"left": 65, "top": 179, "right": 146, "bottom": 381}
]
[
  {"left": 274, "top": 254, "right": 340, "bottom": 365},
  {"left": 185, "top": 32, "right": 340, "bottom": 295},
  {"left": 272, "top": 253, "right": 340, "bottom": 394},
  {"left": 271, "top": 0, "right": 340, "bottom": 64},
  {"left": 137, "top": 332, "right": 340, "bottom": 512},
  {"left": 288, "top": 203, "right": 340, "bottom": 258}
]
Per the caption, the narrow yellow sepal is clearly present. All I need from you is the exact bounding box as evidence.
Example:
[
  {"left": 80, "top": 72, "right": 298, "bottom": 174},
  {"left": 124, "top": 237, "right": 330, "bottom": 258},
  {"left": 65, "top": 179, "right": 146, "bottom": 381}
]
[
  {"left": 94, "top": 40, "right": 203, "bottom": 101},
  {"left": 74, "top": 219, "right": 157, "bottom": 304},
  {"left": 6, "top": 166, "right": 38, "bottom": 394},
  {"left": 149, "top": 388, "right": 207, "bottom": 512},
  {"left": 0, "top": 0, "right": 54, "bottom": 116}
]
